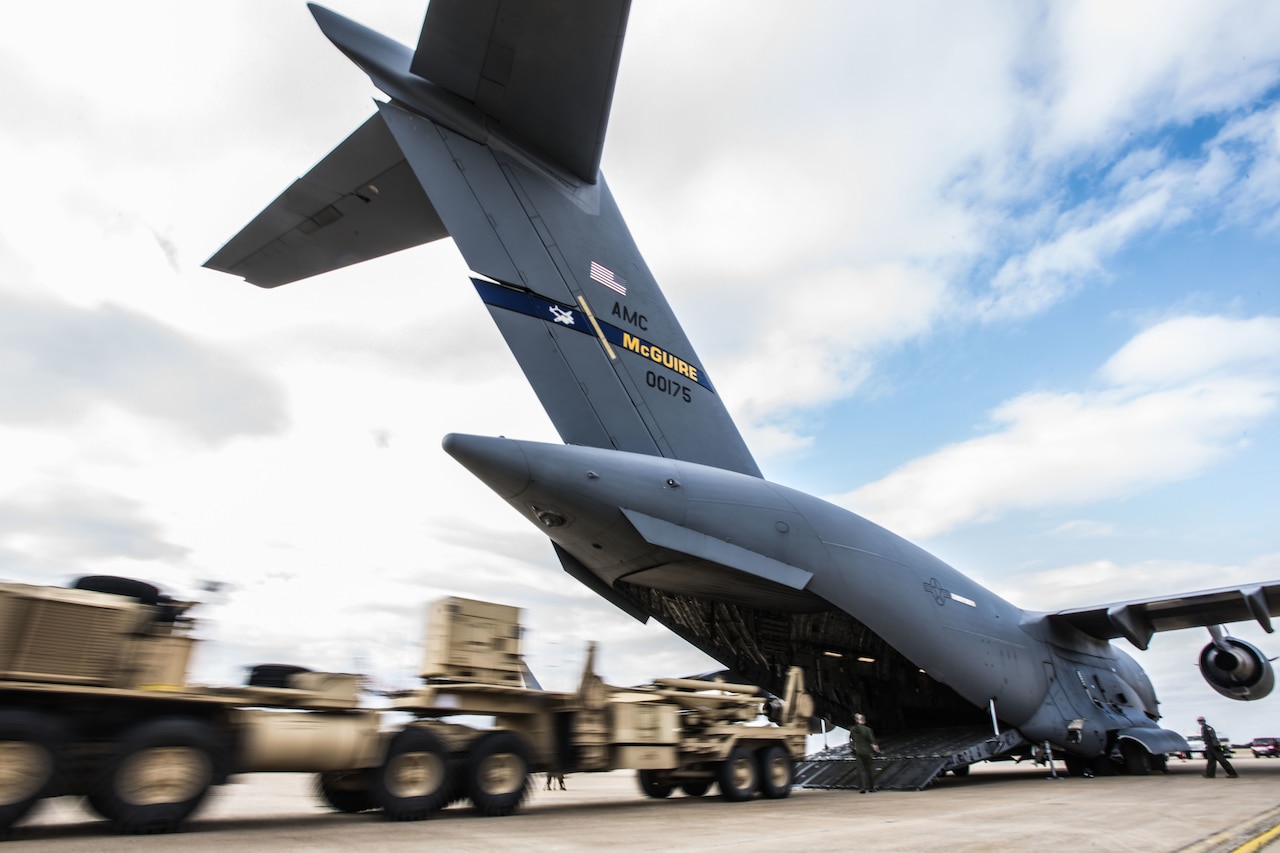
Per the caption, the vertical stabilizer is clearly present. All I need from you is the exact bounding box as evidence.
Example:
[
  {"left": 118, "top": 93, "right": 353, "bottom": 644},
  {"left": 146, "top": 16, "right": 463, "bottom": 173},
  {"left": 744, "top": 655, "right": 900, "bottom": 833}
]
[
  {"left": 376, "top": 99, "right": 759, "bottom": 475},
  {"left": 207, "top": 2, "right": 759, "bottom": 477}
]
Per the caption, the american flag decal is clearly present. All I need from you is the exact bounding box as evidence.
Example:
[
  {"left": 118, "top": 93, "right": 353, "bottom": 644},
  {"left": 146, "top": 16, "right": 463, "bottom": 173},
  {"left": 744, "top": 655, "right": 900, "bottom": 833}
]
[{"left": 589, "top": 261, "right": 628, "bottom": 296}]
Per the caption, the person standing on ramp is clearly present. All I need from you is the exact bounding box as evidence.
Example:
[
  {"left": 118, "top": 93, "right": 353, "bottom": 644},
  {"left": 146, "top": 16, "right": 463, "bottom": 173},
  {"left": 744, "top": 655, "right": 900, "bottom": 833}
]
[{"left": 851, "top": 713, "right": 882, "bottom": 793}]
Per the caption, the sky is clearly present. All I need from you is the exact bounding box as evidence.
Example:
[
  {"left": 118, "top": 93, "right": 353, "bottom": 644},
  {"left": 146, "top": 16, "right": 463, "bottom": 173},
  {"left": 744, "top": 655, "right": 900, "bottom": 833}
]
[{"left": 3, "top": 1, "right": 1280, "bottom": 747}]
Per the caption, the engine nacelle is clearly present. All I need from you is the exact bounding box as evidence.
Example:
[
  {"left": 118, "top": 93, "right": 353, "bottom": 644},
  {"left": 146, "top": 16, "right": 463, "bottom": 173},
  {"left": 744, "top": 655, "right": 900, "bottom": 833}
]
[{"left": 1199, "top": 637, "right": 1275, "bottom": 701}]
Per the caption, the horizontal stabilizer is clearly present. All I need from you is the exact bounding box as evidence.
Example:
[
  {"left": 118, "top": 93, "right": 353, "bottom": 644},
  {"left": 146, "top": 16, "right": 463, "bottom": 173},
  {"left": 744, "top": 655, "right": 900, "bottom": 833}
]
[
  {"left": 1050, "top": 581, "right": 1280, "bottom": 649},
  {"left": 204, "top": 113, "right": 447, "bottom": 287}
]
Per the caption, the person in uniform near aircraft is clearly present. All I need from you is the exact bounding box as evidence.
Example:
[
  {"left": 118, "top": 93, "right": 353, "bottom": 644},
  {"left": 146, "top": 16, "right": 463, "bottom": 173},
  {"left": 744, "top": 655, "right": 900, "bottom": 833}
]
[
  {"left": 1198, "top": 716, "right": 1237, "bottom": 778},
  {"left": 850, "top": 713, "right": 882, "bottom": 793}
]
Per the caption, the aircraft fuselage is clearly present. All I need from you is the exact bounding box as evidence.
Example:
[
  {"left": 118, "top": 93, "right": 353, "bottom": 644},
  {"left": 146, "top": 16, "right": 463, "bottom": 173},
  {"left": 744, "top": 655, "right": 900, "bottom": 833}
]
[{"left": 444, "top": 433, "right": 1164, "bottom": 756}]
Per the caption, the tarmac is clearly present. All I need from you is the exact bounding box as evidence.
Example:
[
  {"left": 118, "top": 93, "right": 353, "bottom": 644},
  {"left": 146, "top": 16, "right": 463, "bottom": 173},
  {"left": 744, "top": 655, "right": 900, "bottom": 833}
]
[{"left": 7, "top": 755, "right": 1280, "bottom": 852}]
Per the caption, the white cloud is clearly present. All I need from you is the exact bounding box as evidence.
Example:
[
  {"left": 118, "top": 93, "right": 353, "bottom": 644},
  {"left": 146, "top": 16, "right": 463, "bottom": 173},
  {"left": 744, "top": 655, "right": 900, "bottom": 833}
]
[
  {"left": 717, "top": 263, "right": 948, "bottom": 431},
  {"left": 1041, "top": 0, "right": 1280, "bottom": 159},
  {"left": 606, "top": 0, "right": 1280, "bottom": 456},
  {"left": 999, "top": 553, "right": 1280, "bottom": 614},
  {"left": 1048, "top": 519, "right": 1119, "bottom": 539},
  {"left": 1218, "top": 104, "right": 1280, "bottom": 231},
  {"left": 837, "top": 315, "right": 1280, "bottom": 538},
  {"left": 0, "top": 291, "right": 287, "bottom": 443},
  {"left": 1102, "top": 315, "right": 1280, "bottom": 386}
]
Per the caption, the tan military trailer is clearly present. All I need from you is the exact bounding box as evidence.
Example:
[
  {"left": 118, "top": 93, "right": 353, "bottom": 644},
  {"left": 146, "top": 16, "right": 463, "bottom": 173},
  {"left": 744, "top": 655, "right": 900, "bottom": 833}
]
[
  {"left": 376, "top": 596, "right": 814, "bottom": 819},
  {"left": 0, "top": 579, "right": 812, "bottom": 836}
]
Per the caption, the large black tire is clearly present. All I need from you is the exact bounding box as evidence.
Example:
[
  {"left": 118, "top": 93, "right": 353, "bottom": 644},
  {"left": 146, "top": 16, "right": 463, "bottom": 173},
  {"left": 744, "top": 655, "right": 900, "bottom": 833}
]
[
  {"left": 90, "top": 718, "right": 221, "bottom": 834},
  {"left": 465, "top": 732, "right": 531, "bottom": 817},
  {"left": 373, "top": 727, "right": 454, "bottom": 821},
  {"left": 1120, "top": 741, "right": 1151, "bottom": 776},
  {"left": 73, "top": 575, "right": 161, "bottom": 605},
  {"left": 1062, "top": 754, "right": 1088, "bottom": 777},
  {"left": 637, "top": 769, "right": 673, "bottom": 799},
  {"left": 0, "top": 710, "right": 65, "bottom": 836},
  {"left": 951, "top": 764, "right": 971, "bottom": 777},
  {"left": 315, "top": 769, "right": 377, "bottom": 814},
  {"left": 247, "top": 664, "right": 312, "bottom": 689},
  {"left": 679, "top": 780, "right": 710, "bottom": 797},
  {"left": 757, "top": 745, "right": 793, "bottom": 799},
  {"left": 717, "top": 745, "right": 758, "bottom": 802}
]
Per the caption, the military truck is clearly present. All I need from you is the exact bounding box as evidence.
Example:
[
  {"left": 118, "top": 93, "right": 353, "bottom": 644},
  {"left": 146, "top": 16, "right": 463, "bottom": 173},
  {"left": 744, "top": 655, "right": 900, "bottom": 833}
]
[
  {"left": 0, "top": 578, "right": 812, "bottom": 836},
  {"left": 371, "top": 596, "right": 813, "bottom": 819},
  {"left": 0, "top": 576, "right": 383, "bottom": 835}
]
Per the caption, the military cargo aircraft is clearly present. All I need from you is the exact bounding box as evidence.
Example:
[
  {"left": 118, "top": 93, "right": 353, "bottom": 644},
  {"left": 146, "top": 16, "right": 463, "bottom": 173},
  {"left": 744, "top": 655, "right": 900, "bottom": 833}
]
[{"left": 207, "top": 0, "right": 1280, "bottom": 779}]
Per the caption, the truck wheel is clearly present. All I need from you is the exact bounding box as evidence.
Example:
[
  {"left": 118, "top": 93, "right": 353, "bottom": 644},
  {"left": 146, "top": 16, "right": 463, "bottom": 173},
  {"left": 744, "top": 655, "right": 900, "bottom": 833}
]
[
  {"left": 637, "top": 770, "right": 673, "bottom": 798},
  {"left": 373, "top": 727, "right": 454, "bottom": 820},
  {"left": 717, "top": 745, "right": 758, "bottom": 802},
  {"left": 91, "top": 718, "right": 221, "bottom": 834},
  {"left": 757, "top": 745, "right": 793, "bottom": 799},
  {"left": 0, "top": 710, "right": 65, "bottom": 835},
  {"left": 315, "top": 769, "right": 377, "bottom": 814},
  {"left": 465, "top": 731, "right": 531, "bottom": 817},
  {"left": 679, "top": 780, "right": 710, "bottom": 797}
]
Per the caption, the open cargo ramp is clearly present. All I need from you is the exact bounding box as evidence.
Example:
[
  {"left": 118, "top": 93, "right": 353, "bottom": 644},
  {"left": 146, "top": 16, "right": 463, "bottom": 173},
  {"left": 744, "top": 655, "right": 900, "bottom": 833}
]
[{"left": 796, "top": 726, "right": 1029, "bottom": 791}]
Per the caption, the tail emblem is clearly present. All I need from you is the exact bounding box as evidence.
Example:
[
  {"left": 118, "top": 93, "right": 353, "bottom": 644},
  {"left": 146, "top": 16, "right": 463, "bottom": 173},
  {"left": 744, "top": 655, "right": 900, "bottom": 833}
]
[
  {"left": 549, "top": 305, "right": 576, "bottom": 326},
  {"left": 589, "top": 261, "right": 628, "bottom": 296}
]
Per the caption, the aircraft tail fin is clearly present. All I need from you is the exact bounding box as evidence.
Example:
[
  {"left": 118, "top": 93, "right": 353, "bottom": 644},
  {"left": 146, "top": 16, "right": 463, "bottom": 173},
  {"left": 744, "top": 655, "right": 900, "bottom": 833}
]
[{"left": 207, "top": 1, "right": 760, "bottom": 477}]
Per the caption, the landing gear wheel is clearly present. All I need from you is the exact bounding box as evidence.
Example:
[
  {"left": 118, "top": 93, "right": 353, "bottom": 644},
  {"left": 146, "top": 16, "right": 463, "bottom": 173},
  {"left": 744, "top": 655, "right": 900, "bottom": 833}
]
[
  {"left": 465, "top": 731, "right": 531, "bottom": 817},
  {"left": 679, "top": 780, "right": 710, "bottom": 797},
  {"left": 717, "top": 745, "right": 758, "bottom": 802},
  {"left": 757, "top": 745, "right": 793, "bottom": 799},
  {"left": 315, "top": 769, "right": 377, "bottom": 814},
  {"left": 1120, "top": 741, "right": 1151, "bottom": 776},
  {"left": 1063, "top": 754, "right": 1087, "bottom": 777},
  {"left": 0, "top": 710, "right": 64, "bottom": 835},
  {"left": 951, "top": 764, "right": 971, "bottom": 777},
  {"left": 373, "top": 727, "right": 453, "bottom": 821},
  {"left": 638, "top": 770, "right": 673, "bottom": 799},
  {"left": 91, "top": 718, "right": 220, "bottom": 834}
]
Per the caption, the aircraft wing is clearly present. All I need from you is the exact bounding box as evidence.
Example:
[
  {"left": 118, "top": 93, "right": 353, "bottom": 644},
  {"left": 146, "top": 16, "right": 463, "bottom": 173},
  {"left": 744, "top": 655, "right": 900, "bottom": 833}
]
[
  {"left": 204, "top": 113, "right": 448, "bottom": 287},
  {"left": 1049, "top": 581, "right": 1280, "bottom": 650}
]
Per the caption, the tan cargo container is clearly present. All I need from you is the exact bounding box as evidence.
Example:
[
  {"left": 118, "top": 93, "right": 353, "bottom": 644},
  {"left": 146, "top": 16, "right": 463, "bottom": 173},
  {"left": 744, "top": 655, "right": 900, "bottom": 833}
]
[{"left": 421, "top": 596, "right": 523, "bottom": 685}]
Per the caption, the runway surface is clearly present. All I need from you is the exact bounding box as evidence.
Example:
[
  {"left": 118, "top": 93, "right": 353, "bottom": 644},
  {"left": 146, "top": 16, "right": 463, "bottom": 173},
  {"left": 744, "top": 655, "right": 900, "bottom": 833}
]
[{"left": 7, "top": 755, "right": 1280, "bottom": 851}]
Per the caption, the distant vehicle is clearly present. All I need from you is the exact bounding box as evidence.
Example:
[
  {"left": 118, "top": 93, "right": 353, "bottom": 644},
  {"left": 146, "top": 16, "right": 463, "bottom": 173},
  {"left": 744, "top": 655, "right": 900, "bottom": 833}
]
[
  {"left": 1177, "top": 734, "right": 1234, "bottom": 759},
  {"left": 1250, "top": 737, "right": 1280, "bottom": 757},
  {"left": 1179, "top": 735, "right": 1205, "bottom": 758}
]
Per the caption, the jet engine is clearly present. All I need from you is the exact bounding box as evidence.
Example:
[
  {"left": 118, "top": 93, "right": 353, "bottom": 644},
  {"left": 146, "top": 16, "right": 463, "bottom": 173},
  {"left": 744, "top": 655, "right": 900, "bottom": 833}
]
[{"left": 1199, "top": 635, "right": 1275, "bottom": 701}]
